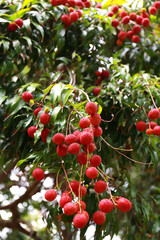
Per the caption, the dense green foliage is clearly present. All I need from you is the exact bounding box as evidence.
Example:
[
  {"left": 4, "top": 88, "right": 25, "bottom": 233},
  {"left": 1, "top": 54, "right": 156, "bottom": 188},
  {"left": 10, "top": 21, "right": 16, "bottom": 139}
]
[{"left": 0, "top": 0, "right": 160, "bottom": 239}]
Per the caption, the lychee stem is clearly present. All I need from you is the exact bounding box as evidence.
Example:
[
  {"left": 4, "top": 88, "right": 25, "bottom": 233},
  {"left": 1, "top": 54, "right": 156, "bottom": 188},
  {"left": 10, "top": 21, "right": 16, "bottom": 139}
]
[
  {"left": 60, "top": 158, "right": 77, "bottom": 199},
  {"left": 56, "top": 166, "right": 62, "bottom": 190}
]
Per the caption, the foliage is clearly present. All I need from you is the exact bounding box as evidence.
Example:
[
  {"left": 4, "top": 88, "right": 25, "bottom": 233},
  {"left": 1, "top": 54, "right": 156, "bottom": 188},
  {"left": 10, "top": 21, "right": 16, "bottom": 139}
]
[{"left": 0, "top": 0, "right": 160, "bottom": 240}]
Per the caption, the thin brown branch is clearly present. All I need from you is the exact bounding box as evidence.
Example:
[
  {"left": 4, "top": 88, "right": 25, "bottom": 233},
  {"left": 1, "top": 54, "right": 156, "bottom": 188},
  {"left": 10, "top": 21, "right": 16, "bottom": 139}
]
[
  {"left": 0, "top": 180, "right": 41, "bottom": 210},
  {"left": 0, "top": 159, "right": 19, "bottom": 184},
  {"left": 100, "top": 136, "right": 153, "bottom": 165}
]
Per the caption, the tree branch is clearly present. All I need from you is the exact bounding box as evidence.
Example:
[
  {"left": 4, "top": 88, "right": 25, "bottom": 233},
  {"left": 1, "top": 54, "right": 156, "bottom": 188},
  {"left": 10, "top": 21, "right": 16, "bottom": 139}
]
[{"left": 0, "top": 180, "right": 41, "bottom": 210}]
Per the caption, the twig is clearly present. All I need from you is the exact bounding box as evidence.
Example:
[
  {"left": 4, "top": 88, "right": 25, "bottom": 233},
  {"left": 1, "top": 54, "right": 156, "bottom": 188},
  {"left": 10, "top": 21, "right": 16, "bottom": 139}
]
[
  {"left": 146, "top": 86, "right": 157, "bottom": 108},
  {"left": 101, "top": 114, "right": 114, "bottom": 123},
  {"left": 100, "top": 136, "right": 153, "bottom": 165}
]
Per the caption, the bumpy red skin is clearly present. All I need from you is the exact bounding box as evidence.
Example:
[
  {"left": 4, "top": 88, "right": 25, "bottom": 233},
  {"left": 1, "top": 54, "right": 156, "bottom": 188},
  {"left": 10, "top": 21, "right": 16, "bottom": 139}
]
[
  {"left": 101, "top": 70, "right": 110, "bottom": 79},
  {"left": 53, "top": 133, "right": 65, "bottom": 145},
  {"left": 149, "top": 7, "right": 157, "bottom": 15},
  {"left": 90, "top": 155, "right": 101, "bottom": 167},
  {"left": 148, "top": 108, "right": 160, "bottom": 120},
  {"left": 99, "top": 199, "right": 114, "bottom": 213},
  {"left": 90, "top": 113, "right": 101, "bottom": 126},
  {"left": 34, "top": 107, "right": 42, "bottom": 117},
  {"left": 132, "top": 35, "right": 140, "bottom": 43},
  {"left": 68, "top": 143, "right": 81, "bottom": 154},
  {"left": 77, "top": 210, "right": 89, "bottom": 222},
  {"left": 77, "top": 152, "right": 88, "bottom": 165},
  {"left": 111, "top": 5, "right": 119, "bottom": 13},
  {"left": 136, "top": 121, "right": 146, "bottom": 131},
  {"left": 108, "top": 12, "right": 114, "bottom": 17},
  {"left": 64, "top": 202, "right": 77, "bottom": 215},
  {"left": 76, "top": 9, "right": 82, "bottom": 18},
  {"left": 73, "top": 214, "right": 88, "bottom": 228},
  {"left": 154, "top": 1, "right": 160, "bottom": 9},
  {"left": 119, "top": 10, "right": 128, "bottom": 18},
  {"left": 65, "top": 134, "right": 77, "bottom": 145},
  {"left": 142, "top": 18, "right": 150, "bottom": 27},
  {"left": 41, "top": 128, "right": 50, "bottom": 143},
  {"left": 32, "top": 168, "right": 45, "bottom": 181},
  {"left": 57, "top": 144, "right": 68, "bottom": 156},
  {"left": 79, "top": 117, "right": 90, "bottom": 129},
  {"left": 111, "top": 19, "right": 119, "bottom": 27},
  {"left": 69, "top": 12, "right": 79, "bottom": 22},
  {"left": 76, "top": 200, "right": 86, "bottom": 212},
  {"left": 129, "top": 12, "right": 137, "bottom": 20},
  {"left": 86, "top": 167, "right": 98, "bottom": 179},
  {"left": 122, "top": 16, "right": 130, "bottom": 24},
  {"left": 40, "top": 113, "right": 50, "bottom": 125},
  {"left": 61, "top": 14, "right": 70, "bottom": 26},
  {"left": 93, "top": 87, "right": 101, "bottom": 96},
  {"left": 8, "top": 22, "right": 18, "bottom": 31},
  {"left": 28, "top": 126, "right": 37, "bottom": 138},
  {"left": 132, "top": 25, "right": 141, "bottom": 34},
  {"left": 84, "top": 0, "right": 91, "bottom": 8},
  {"left": 83, "top": 142, "right": 95, "bottom": 153},
  {"left": 118, "top": 32, "right": 127, "bottom": 41},
  {"left": 136, "top": 16, "right": 143, "bottom": 25},
  {"left": 22, "top": 91, "right": 33, "bottom": 102},
  {"left": 85, "top": 102, "right": 98, "bottom": 115},
  {"left": 61, "top": 191, "right": 72, "bottom": 201},
  {"left": 80, "top": 131, "right": 94, "bottom": 145},
  {"left": 69, "top": 180, "right": 80, "bottom": 192},
  {"left": 153, "top": 126, "right": 160, "bottom": 135},
  {"left": 93, "top": 211, "right": 106, "bottom": 225},
  {"left": 59, "top": 195, "right": 72, "bottom": 208},
  {"left": 95, "top": 71, "right": 101, "bottom": 77},
  {"left": 14, "top": 18, "right": 23, "bottom": 27},
  {"left": 94, "top": 180, "right": 107, "bottom": 193},
  {"left": 146, "top": 129, "right": 153, "bottom": 135},
  {"left": 45, "top": 189, "right": 57, "bottom": 201},
  {"left": 148, "top": 121, "right": 157, "bottom": 129},
  {"left": 116, "top": 197, "right": 132, "bottom": 212},
  {"left": 127, "top": 31, "right": 134, "bottom": 39}
]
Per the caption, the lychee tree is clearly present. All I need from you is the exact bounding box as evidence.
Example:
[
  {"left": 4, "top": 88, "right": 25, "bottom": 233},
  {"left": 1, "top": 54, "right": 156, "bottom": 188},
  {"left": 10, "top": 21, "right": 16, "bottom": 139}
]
[{"left": 0, "top": 0, "right": 160, "bottom": 239}]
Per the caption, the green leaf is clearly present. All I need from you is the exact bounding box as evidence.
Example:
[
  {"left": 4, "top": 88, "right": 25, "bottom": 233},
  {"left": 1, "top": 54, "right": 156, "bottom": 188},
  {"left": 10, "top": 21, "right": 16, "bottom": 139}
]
[
  {"left": 16, "top": 159, "right": 28, "bottom": 167},
  {"left": 1, "top": 40, "right": 10, "bottom": 52},
  {"left": 0, "top": 18, "right": 9, "bottom": 22},
  {"left": 102, "top": 0, "right": 127, "bottom": 9},
  {"left": 43, "top": 84, "right": 54, "bottom": 95},
  {"left": 50, "top": 83, "right": 63, "bottom": 104},
  {"left": 51, "top": 105, "right": 61, "bottom": 123},
  {"left": 32, "top": 22, "right": 44, "bottom": 41},
  {"left": 27, "top": 83, "right": 41, "bottom": 92},
  {"left": 10, "top": 8, "right": 31, "bottom": 21},
  {"left": 61, "top": 88, "right": 74, "bottom": 106},
  {"left": 0, "top": 89, "right": 7, "bottom": 105},
  {"left": 22, "top": 0, "right": 36, "bottom": 8},
  {"left": 97, "top": 103, "right": 102, "bottom": 115},
  {"left": 57, "top": 57, "right": 71, "bottom": 65},
  {"left": 13, "top": 40, "right": 21, "bottom": 54},
  {"left": 23, "top": 36, "right": 32, "bottom": 51},
  {"left": 34, "top": 129, "right": 42, "bottom": 144}
]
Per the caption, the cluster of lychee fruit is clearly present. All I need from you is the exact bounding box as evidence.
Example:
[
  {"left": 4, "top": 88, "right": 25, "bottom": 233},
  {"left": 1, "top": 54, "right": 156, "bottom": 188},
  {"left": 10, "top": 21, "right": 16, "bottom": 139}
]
[
  {"left": 107, "top": 3, "right": 160, "bottom": 45},
  {"left": 149, "top": 1, "right": 160, "bottom": 15},
  {"left": 50, "top": 0, "right": 91, "bottom": 8},
  {"left": 8, "top": 18, "right": 23, "bottom": 32},
  {"left": 32, "top": 167, "right": 131, "bottom": 228},
  {"left": 61, "top": 8, "right": 83, "bottom": 27},
  {"left": 22, "top": 91, "right": 132, "bottom": 228},
  {"left": 136, "top": 108, "right": 160, "bottom": 136},
  {"left": 50, "top": 0, "right": 91, "bottom": 26},
  {"left": 92, "top": 69, "right": 110, "bottom": 96}
]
